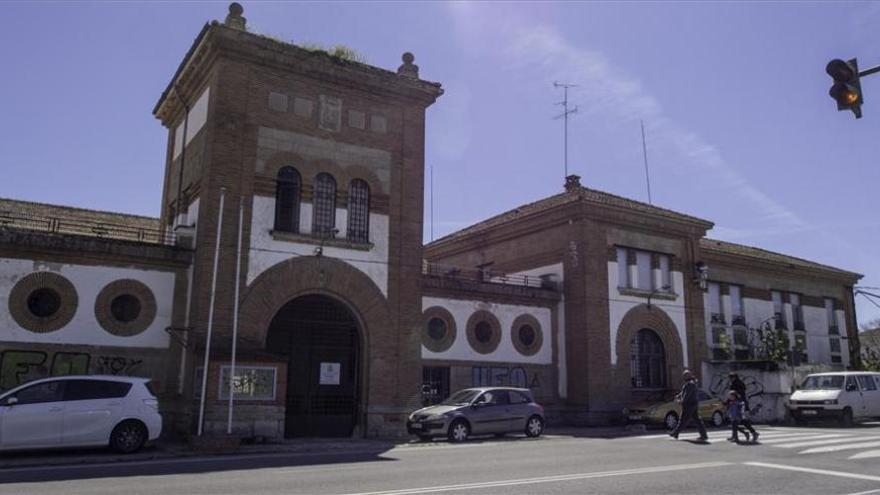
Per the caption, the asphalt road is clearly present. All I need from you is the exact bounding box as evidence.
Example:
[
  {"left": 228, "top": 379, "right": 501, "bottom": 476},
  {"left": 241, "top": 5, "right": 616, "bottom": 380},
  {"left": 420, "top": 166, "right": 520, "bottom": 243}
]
[{"left": 2, "top": 424, "right": 880, "bottom": 495}]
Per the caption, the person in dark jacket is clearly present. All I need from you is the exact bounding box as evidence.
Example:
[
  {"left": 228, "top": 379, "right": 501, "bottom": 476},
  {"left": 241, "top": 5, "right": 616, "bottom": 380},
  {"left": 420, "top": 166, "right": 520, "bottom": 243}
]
[
  {"left": 725, "top": 390, "right": 758, "bottom": 443},
  {"left": 670, "top": 369, "right": 708, "bottom": 441},
  {"left": 727, "top": 373, "right": 759, "bottom": 443}
]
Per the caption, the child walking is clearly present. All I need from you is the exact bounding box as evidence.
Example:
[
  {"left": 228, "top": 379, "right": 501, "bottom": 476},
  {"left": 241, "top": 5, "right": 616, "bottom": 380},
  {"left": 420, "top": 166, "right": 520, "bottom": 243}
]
[{"left": 726, "top": 390, "right": 758, "bottom": 443}]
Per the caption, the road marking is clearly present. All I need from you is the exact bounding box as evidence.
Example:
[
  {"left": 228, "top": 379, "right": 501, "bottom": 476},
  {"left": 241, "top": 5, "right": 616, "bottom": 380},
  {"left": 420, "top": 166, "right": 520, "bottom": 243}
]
[
  {"left": 849, "top": 449, "right": 880, "bottom": 460},
  {"left": 341, "top": 462, "right": 731, "bottom": 495},
  {"left": 800, "top": 440, "right": 880, "bottom": 454},
  {"left": 759, "top": 433, "right": 851, "bottom": 445},
  {"left": 744, "top": 462, "right": 880, "bottom": 483},
  {"left": 843, "top": 489, "right": 880, "bottom": 495},
  {"left": 635, "top": 430, "right": 803, "bottom": 440},
  {"left": 776, "top": 436, "right": 866, "bottom": 449}
]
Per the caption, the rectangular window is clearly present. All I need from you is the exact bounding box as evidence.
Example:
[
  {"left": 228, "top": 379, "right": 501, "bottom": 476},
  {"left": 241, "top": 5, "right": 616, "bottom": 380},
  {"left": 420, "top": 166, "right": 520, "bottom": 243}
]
[
  {"left": 659, "top": 255, "right": 671, "bottom": 291},
  {"left": 733, "top": 327, "right": 750, "bottom": 361},
  {"left": 617, "top": 247, "right": 628, "bottom": 288},
  {"left": 858, "top": 375, "right": 877, "bottom": 391},
  {"left": 825, "top": 298, "right": 838, "bottom": 334},
  {"left": 793, "top": 332, "right": 808, "bottom": 365},
  {"left": 711, "top": 326, "right": 729, "bottom": 361},
  {"left": 422, "top": 366, "right": 450, "bottom": 406},
  {"left": 218, "top": 366, "right": 276, "bottom": 401},
  {"left": 708, "top": 282, "right": 723, "bottom": 324},
  {"left": 830, "top": 336, "right": 842, "bottom": 364},
  {"left": 636, "top": 251, "right": 652, "bottom": 290},
  {"left": 729, "top": 285, "right": 744, "bottom": 325},
  {"left": 771, "top": 291, "right": 786, "bottom": 329},
  {"left": 790, "top": 293, "right": 804, "bottom": 330}
]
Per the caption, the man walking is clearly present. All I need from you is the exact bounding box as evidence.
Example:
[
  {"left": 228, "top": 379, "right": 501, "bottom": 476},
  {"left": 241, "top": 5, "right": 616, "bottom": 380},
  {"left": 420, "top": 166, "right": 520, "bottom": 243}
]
[{"left": 670, "top": 369, "right": 708, "bottom": 442}]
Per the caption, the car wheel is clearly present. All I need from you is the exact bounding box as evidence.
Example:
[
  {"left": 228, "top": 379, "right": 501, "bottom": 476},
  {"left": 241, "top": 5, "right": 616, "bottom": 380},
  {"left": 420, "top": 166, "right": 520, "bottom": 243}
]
[
  {"left": 711, "top": 411, "right": 724, "bottom": 427},
  {"left": 525, "top": 415, "right": 544, "bottom": 438},
  {"left": 664, "top": 412, "right": 679, "bottom": 431},
  {"left": 448, "top": 419, "right": 470, "bottom": 443},
  {"left": 840, "top": 407, "right": 854, "bottom": 427},
  {"left": 110, "top": 420, "right": 147, "bottom": 454}
]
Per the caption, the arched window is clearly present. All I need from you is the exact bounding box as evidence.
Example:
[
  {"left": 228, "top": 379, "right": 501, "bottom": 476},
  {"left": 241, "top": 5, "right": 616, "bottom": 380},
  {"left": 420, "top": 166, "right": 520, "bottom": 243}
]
[
  {"left": 630, "top": 329, "right": 666, "bottom": 389},
  {"left": 347, "top": 179, "right": 370, "bottom": 243},
  {"left": 312, "top": 173, "right": 337, "bottom": 237},
  {"left": 274, "top": 167, "right": 301, "bottom": 233}
]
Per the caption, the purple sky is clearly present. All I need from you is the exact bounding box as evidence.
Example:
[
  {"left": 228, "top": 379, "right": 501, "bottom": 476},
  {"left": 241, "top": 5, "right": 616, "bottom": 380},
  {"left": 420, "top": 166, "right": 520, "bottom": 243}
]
[{"left": 2, "top": 1, "right": 879, "bottom": 326}]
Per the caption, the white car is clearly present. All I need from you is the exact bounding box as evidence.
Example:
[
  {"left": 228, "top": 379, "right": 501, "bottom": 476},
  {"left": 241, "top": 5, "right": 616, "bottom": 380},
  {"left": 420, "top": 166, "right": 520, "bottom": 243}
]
[
  {"left": 0, "top": 375, "right": 162, "bottom": 453},
  {"left": 789, "top": 371, "right": 880, "bottom": 425}
]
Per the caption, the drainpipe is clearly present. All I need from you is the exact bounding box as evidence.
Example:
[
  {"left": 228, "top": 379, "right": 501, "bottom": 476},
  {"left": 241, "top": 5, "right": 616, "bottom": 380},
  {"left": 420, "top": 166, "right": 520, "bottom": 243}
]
[{"left": 847, "top": 285, "right": 861, "bottom": 370}]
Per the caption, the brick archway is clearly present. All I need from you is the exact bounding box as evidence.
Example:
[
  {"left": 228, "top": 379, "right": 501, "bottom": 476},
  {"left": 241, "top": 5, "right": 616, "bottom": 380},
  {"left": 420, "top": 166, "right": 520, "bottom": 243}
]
[
  {"left": 237, "top": 256, "right": 391, "bottom": 350},
  {"left": 615, "top": 304, "right": 684, "bottom": 390}
]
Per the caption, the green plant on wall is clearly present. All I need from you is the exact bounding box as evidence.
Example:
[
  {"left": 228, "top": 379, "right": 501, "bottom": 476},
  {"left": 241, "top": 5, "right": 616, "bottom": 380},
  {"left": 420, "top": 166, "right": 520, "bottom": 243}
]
[
  {"left": 299, "top": 42, "right": 368, "bottom": 63},
  {"left": 757, "top": 327, "right": 790, "bottom": 365},
  {"left": 863, "top": 347, "right": 880, "bottom": 372}
]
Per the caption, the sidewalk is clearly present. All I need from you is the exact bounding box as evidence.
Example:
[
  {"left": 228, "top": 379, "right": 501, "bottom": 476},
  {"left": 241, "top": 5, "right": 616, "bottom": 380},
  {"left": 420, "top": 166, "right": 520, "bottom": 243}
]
[{"left": 0, "top": 425, "right": 637, "bottom": 470}]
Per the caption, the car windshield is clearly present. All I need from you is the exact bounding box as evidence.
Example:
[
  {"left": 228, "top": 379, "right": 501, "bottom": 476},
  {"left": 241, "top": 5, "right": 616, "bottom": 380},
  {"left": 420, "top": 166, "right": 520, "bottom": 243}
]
[
  {"left": 800, "top": 375, "right": 844, "bottom": 390},
  {"left": 441, "top": 389, "right": 481, "bottom": 406}
]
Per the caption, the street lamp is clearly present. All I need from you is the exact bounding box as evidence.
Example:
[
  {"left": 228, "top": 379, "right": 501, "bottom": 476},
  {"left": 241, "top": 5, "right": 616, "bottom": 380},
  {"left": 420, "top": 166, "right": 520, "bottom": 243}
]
[{"left": 646, "top": 285, "right": 672, "bottom": 310}]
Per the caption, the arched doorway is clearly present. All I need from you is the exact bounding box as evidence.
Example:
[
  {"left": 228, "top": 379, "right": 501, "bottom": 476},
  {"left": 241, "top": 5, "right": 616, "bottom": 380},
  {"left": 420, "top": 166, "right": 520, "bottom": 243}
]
[{"left": 266, "top": 294, "right": 360, "bottom": 437}]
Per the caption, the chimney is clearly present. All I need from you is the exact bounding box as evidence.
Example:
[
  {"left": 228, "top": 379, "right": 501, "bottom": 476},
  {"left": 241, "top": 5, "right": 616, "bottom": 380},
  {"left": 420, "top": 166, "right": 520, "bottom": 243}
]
[
  {"left": 225, "top": 2, "right": 247, "bottom": 30},
  {"left": 564, "top": 174, "right": 581, "bottom": 193}
]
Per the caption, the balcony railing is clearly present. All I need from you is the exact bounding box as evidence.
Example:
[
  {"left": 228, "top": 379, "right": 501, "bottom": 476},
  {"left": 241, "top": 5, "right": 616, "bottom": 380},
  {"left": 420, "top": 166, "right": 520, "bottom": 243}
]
[
  {"left": 422, "top": 261, "right": 552, "bottom": 290},
  {"left": 0, "top": 210, "right": 175, "bottom": 246}
]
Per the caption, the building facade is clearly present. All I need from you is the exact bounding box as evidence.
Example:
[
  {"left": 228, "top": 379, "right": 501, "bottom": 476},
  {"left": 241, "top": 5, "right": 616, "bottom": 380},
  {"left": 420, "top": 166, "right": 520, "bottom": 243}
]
[{"left": 0, "top": 3, "right": 863, "bottom": 438}]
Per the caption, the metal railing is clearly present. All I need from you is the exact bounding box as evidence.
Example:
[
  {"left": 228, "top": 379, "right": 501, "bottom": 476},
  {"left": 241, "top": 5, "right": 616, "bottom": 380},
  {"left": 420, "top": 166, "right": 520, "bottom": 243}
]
[
  {"left": 0, "top": 210, "right": 175, "bottom": 246},
  {"left": 422, "top": 261, "right": 552, "bottom": 290}
]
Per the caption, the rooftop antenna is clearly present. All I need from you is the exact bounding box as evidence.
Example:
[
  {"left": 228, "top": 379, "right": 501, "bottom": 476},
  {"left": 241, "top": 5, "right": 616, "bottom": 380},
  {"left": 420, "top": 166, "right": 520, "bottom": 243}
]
[
  {"left": 553, "top": 81, "right": 579, "bottom": 181},
  {"left": 640, "top": 119, "right": 653, "bottom": 204}
]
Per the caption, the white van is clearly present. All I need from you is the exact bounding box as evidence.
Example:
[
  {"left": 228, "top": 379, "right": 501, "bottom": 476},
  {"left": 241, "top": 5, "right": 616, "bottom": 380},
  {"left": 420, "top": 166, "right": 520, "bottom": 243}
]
[{"left": 789, "top": 371, "right": 880, "bottom": 425}]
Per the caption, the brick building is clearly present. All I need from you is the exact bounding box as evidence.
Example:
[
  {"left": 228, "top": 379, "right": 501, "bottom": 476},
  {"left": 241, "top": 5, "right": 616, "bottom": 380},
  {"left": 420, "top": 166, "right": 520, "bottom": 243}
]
[{"left": 0, "top": 4, "right": 863, "bottom": 438}]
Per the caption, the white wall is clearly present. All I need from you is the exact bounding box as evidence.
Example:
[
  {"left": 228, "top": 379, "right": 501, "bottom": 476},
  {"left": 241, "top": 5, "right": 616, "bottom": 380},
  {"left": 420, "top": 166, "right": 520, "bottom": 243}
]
[
  {"left": 247, "top": 196, "right": 390, "bottom": 295},
  {"left": 608, "top": 261, "right": 688, "bottom": 367},
  {"left": 421, "top": 296, "right": 553, "bottom": 365},
  {"left": 173, "top": 87, "right": 210, "bottom": 159},
  {"left": 0, "top": 258, "right": 174, "bottom": 348},
  {"left": 505, "top": 264, "right": 565, "bottom": 397}
]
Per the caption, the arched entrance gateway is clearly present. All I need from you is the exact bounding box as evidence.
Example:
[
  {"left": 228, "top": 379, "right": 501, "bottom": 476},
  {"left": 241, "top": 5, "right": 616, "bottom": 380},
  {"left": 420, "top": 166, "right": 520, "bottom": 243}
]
[{"left": 266, "top": 295, "right": 361, "bottom": 438}]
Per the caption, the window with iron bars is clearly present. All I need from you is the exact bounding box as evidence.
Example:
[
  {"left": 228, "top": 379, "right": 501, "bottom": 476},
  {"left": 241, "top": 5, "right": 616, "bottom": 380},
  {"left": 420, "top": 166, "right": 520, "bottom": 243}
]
[
  {"left": 274, "top": 166, "right": 301, "bottom": 233},
  {"left": 312, "top": 173, "right": 337, "bottom": 237},
  {"left": 630, "top": 329, "right": 666, "bottom": 389},
  {"left": 346, "top": 179, "right": 370, "bottom": 243}
]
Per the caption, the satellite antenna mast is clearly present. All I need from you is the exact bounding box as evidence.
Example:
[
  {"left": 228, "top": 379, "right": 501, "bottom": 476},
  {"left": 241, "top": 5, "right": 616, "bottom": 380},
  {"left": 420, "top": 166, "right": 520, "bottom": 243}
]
[
  {"left": 553, "top": 81, "right": 579, "bottom": 180},
  {"left": 640, "top": 120, "right": 653, "bottom": 205}
]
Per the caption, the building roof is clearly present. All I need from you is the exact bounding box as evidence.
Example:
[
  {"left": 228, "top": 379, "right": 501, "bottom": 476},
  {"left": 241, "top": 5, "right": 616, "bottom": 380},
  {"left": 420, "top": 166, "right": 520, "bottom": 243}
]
[
  {"left": 0, "top": 197, "right": 167, "bottom": 245},
  {"left": 429, "top": 183, "right": 713, "bottom": 247},
  {"left": 700, "top": 238, "right": 862, "bottom": 279}
]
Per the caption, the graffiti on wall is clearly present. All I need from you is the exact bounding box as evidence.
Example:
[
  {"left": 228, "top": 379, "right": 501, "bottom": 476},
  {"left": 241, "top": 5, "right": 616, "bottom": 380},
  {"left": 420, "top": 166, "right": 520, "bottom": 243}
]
[
  {"left": 0, "top": 350, "right": 145, "bottom": 390},
  {"left": 472, "top": 366, "right": 541, "bottom": 390},
  {"left": 708, "top": 372, "right": 767, "bottom": 418}
]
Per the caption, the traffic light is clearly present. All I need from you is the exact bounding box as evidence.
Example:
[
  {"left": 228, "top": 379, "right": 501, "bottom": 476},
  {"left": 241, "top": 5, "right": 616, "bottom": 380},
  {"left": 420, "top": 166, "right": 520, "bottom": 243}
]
[{"left": 826, "top": 58, "right": 863, "bottom": 119}]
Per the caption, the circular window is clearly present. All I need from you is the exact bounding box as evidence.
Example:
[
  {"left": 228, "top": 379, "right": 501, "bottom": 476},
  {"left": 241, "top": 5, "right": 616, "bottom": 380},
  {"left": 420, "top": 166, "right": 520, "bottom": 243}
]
[
  {"left": 427, "top": 317, "right": 447, "bottom": 341},
  {"left": 466, "top": 310, "right": 501, "bottom": 354},
  {"left": 95, "top": 279, "right": 156, "bottom": 337},
  {"left": 9, "top": 271, "right": 78, "bottom": 333},
  {"left": 475, "top": 321, "right": 493, "bottom": 344},
  {"left": 422, "top": 307, "right": 456, "bottom": 353},
  {"left": 111, "top": 294, "right": 142, "bottom": 323},
  {"left": 27, "top": 288, "right": 61, "bottom": 318},
  {"left": 511, "top": 314, "right": 544, "bottom": 356}
]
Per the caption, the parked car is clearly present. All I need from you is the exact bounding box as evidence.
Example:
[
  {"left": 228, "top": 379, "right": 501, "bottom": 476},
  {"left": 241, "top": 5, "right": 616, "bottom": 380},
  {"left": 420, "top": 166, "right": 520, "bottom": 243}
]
[
  {"left": 0, "top": 375, "right": 162, "bottom": 453},
  {"left": 789, "top": 371, "right": 880, "bottom": 426},
  {"left": 624, "top": 389, "right": 726, "bottom": 430},
  {"left": 407, "top": 387, "right": 545, "bottom": 442}
]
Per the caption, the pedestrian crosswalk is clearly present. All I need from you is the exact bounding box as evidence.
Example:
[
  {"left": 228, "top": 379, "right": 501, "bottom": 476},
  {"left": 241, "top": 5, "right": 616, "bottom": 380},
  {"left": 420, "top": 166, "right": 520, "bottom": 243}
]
[{"left": 634, "top": 428, "right": 880, "bottom": 459}]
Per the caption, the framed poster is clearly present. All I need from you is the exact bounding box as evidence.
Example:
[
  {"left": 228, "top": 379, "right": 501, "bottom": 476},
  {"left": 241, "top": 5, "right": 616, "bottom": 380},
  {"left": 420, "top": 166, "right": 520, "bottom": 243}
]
[{"left": 319, "top": 362, "right": 341, "bottom": 385}]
